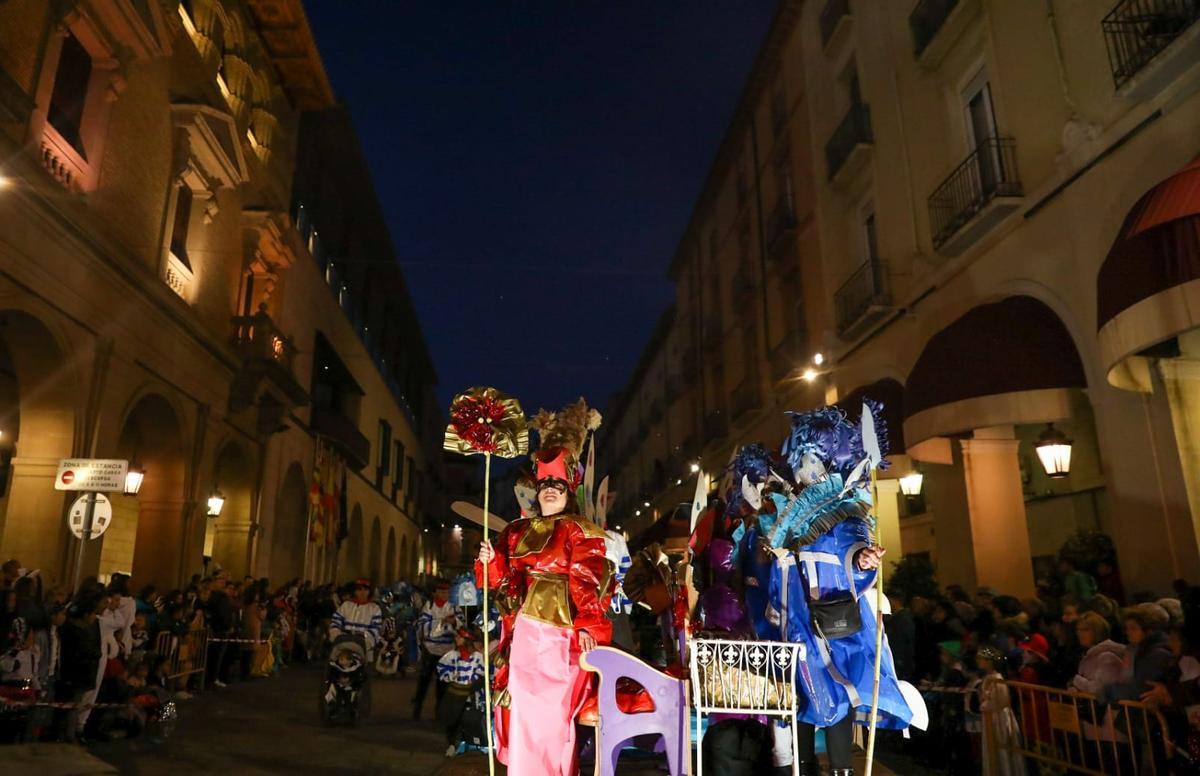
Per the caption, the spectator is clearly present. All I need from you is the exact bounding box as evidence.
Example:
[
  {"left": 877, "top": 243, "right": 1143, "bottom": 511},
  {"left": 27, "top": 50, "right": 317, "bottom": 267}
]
[
  {"left": 885, "top": 594, "right": 917, "bottom": 682},
  {"left": 972, "top": 646, "right": 1023, "bottom": 776},
  {"left": 1059, "top": 558, "right": 1098, "bottom": 602},
  {"left": 107, "top": 574, "right": 136, "bottom": 657},
  {"left": 1095, "top": 559, "right": 1125, "bottom": 605},
  {"left": 59, "top": 594, "right": 103, "bottom": 743},
  {"left": 1101, "top": 602, "right": 1174, "bottom": 704},
  {"left": 205, "top": 574, "right": 235, "bottom": 689},
  {"left": 1070, "top": 612, "right": 1124, "bottom": 694}
]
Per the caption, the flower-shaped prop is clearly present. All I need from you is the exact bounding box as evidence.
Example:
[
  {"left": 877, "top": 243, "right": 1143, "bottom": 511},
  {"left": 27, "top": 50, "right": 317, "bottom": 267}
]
[
  {"left": 443, "top": 387, "right": 527, "bottom": 776},
  {"left": 444, "top": 386, "right": 529, "bottom": 458}
]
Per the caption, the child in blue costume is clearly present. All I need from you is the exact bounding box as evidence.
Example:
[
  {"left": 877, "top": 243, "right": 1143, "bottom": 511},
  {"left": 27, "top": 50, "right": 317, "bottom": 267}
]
[{"left": 765, "top": 404, "right": 925, "bottom": 776}]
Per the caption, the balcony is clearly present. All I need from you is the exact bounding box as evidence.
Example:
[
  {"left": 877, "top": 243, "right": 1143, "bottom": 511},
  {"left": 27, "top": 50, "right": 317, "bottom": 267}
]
[
  {"left": 703, "top": 410, "right": 728, "bottom": 441},
  {"left": 1103, "top": 0, "right": 1200, "bottom": 96},
  {"left": 765, "top": 195, "right": 798, "bottom": 257},
  {"left": 825, "top": 103, "right": 873, "bottom": 188},
  {"left": 731, "top": 377, "right": 761, "bottom": 422},
  {"left": 769, "top": 331, "right": 803, "bottom": 382},
  {"left": 928, "top": 136, "right": 1022, "bottom": 256},
  {"left": 311, "top": 406, "right": 371, "bottom": 470},
  {"left": 834, "top": 259, "right": 892, "bottom": 338},
  {"left": 819, "top": 0, "right": 853, "bottom": 52},
  {"left": 229, "top": 306, "right": 308, "bottom": 432},
  {"left": 909, "top": 0, "right": 980, "bottom": 67}
]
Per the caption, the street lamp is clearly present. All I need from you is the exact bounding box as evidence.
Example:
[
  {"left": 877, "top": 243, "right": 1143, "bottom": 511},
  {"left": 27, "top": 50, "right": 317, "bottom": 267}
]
[
  {"left": 123, "top": 466, "right": 145, "bottom": 497},
  {"left": 899, "top": 471, "right": 924, "bottom": 496},
  {"left": 802, "top": 368, "right": 819, "bottom": 383},
  {"left": 813, "top": 353, "right": 825, "bottom": 366},
  {"left": 206, "top": 489, "right": 225, "bottom": 517},
  {"left": 689, "top": 462, "right": 700, "bottom": 474},
  {"left": 1035, "top": 423, "right": 1073, "bottom": 479}
]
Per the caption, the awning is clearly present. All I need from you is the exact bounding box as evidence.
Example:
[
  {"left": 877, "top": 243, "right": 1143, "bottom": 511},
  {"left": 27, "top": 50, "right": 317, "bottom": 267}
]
[
  {"left": 904, "top": 296, "right": 1085, "bottom": 443},
  {"left": 1097, "top": 157, "right": 1200, "bottom": 389}
]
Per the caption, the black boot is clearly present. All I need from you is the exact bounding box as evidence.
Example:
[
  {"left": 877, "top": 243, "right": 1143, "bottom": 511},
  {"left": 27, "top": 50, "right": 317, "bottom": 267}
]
[
  {"left": 830, "top": 770, "right": 854, "bottom": 776},
  {"left": 796, "top": 762, "right": 820, "bottom": 776}
]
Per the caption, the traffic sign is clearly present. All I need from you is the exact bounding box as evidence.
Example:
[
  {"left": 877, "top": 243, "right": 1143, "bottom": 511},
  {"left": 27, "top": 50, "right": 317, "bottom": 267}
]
[
  {"left": 55, "top": 459, "right": 128, "bottom": 492},
  {"left": 68, "top": 493, "right": 113, "bottom": 539}
]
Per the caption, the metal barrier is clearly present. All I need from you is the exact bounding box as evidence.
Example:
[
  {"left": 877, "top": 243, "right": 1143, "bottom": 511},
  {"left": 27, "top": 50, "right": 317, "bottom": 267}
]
[{"left": 154, "top": 627, "right": 209, "bottom": 683}]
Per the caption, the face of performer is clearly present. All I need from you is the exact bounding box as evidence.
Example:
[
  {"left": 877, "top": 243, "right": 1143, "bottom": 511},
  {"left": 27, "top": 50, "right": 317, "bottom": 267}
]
[
  {"left": 537, "top": 480, "right": 569, "bottom": 517},
  {"left": 794, "top": 452, "right": 828, "bottom": 486}
]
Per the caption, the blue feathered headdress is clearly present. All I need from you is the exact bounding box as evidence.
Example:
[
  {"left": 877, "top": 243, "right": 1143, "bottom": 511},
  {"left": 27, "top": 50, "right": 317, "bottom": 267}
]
[
  {"left": 781, "top": 401, "right": 890, "bottom": 482},
  {"left": 767, "top": 474, "right": 874, "bottom": 549}
]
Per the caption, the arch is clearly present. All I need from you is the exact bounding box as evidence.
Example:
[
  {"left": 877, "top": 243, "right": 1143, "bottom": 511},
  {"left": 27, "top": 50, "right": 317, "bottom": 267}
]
[
  {"left": 342, "top": 505, "right": 364, "bottom": 582},
  {"left": 837, "top": 378, "right": 907, "bottom": 453},
  {"left": 368, "top": 516, "right": 382, "bottom": 584},
  {"left": 205, "top": 440, "right": 255, "bottom": 578},
  {"left": 0, "top": 309, "right": 80, "bottom": 578},
  {"left": 384, "top": 527, "right": 396, "bottom": 585},
  {"left": 904, "top": 296, "right": 1086, "bottom": 444},
  {"left": 268, "top": 461, "right": 308, "bottom": 585},
  {"left": 111, "top": 393, "right": 186, "bottom": 588}
]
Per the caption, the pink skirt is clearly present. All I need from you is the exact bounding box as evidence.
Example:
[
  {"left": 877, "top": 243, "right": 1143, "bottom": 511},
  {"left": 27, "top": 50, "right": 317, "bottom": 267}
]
[{"left": 504, "top": 614, "right": 591, "bottom": 775}]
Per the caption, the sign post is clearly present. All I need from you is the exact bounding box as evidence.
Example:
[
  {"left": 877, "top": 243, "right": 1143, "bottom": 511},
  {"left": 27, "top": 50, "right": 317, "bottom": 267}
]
[{"left": 56, "top": 459, "right": 128, "bottom": 591}]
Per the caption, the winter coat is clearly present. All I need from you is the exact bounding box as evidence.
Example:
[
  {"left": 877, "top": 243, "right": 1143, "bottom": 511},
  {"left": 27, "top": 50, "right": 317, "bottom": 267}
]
[
  {"left": 1100, "top": 631, "right": 1174, "bottom": 704},
  {"left": 59, "top": 618, "right": 101, "bottom": 692},
  {"left": 1071, "top": 640, "right": 1124, "bottom": 695}
]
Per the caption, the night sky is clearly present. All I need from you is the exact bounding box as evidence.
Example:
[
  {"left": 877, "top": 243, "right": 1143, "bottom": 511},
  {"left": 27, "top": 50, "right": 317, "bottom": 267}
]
[{"left": 305, "top": 3, "right": 778, "bottom": 415}]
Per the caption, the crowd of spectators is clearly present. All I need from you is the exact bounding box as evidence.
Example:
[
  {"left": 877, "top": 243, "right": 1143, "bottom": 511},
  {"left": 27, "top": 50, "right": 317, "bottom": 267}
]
[{"left": 884, "top": 557, "right": 1200, "bottom": 773}]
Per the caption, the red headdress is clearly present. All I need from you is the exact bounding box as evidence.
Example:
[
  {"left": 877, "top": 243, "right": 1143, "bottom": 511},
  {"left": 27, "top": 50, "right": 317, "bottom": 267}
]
[{"left": 530, "top": 398, "right": 601, "bottom": 490}]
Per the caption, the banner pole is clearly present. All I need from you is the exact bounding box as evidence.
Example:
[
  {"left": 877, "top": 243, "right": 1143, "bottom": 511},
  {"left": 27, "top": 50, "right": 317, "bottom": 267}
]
[
  {"left": 865, "top": 467, "right": 885, "bottom": 776},
  {"left": 482, "top": 451, "right": 495, "bottom": 776}
]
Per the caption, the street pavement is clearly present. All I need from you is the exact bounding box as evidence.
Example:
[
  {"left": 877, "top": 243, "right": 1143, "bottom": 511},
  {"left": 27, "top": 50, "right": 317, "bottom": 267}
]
[{"left": 26, "top": 663, "right": 909, "bottom": 775}]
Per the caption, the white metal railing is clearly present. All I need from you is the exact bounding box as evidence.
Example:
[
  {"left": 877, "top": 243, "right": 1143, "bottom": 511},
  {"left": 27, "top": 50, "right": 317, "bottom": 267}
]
[{"left": 690, "top": 638, "right": 805, "bottom": 775}]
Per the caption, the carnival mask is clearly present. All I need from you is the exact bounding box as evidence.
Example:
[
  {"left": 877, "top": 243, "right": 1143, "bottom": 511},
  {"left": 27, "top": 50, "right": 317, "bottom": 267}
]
[{"left": 794, "top": 451, "right": 829, "bottom": 486}]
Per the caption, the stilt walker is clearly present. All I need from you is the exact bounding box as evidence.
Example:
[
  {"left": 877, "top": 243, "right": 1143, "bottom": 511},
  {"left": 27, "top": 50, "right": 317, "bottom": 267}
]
[{"left": 445, "top": 387, "right": 529, "bottom": 776}]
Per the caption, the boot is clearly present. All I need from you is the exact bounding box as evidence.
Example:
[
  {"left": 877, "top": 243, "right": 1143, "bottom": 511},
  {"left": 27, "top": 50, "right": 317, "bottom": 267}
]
[
  {"left": 795, "top": 762, "right": 820, "bottom": 776},
  {"left": 829, "top": 770, "right": 854, "bottom": 776}
]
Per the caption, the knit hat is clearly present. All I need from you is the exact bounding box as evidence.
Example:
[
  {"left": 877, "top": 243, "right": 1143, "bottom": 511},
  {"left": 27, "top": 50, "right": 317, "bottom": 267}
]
[{"left": 938, "top": 640, "right": 962, "bottom": 659}]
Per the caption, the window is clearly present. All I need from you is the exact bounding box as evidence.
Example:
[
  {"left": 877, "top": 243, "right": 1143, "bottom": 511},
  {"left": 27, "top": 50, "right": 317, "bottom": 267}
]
[
  {"left": 392, "top": 439, "right": 405, "bottom": 502},
  {"left": 170, "top": 187, "right": 193, "bottom": 269},
  {"left": 376, "top": 420, "right": 392, "bottom": 489},
  {"left": 405, "top": 457, "right": 415, "bottom": 510},
  {"left": 863, "top": 207, "right": 879, "bottom": 264},
  {"left": 962, "top": 69, "right": 997, "bottom": 150},
  {"left": 48, "top": 33, "right": 92, "bottom": 158}
]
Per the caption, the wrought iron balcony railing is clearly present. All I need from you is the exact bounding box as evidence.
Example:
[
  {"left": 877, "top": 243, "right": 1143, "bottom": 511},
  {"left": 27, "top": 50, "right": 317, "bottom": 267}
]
[
  {"left": 825, "top": 103, "right": 872, "bottom": 182},
  {"left": 1102, "top": 0, "right": 1199, "bottom": 88},
  {"left": 765, "top": 194, "right": 797, "bottom": 256},
  {"left": 834, "top": 259, "right": 890, "bottom": 335},
  {"left": 820, "top": 0, "right": 852, "bottom": 48},
  {"left": 909, "top": 0, "right": 960, "bottom": 58},
  {"left": 233, "top": 305, "right": 296, "bottom": 370},
  {"left": 928, "top": 136, "right": 1021, "bottom": 250}
]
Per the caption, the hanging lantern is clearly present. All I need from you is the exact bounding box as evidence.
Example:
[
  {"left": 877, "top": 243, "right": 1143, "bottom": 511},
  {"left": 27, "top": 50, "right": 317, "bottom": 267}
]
[
  {"left": 206, "top": 490, "right": 226, "bottom": 517},
  {"left": 899, "top": 471, "right": 924, "bottom": 496},
  {"left": 123, "top": 466, "right": 145, "bottom": 497},
  {"left": 1035, "top": 423, "right": 1073, "bottom": 479}
]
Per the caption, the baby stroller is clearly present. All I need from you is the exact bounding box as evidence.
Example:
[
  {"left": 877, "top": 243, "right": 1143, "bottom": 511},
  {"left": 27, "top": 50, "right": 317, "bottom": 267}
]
[
  {"left": 320, "top": 634, "right": 371, "bottom": 726},
  {"left": 374, "top": 615, "right": 404, "bottom": 678}
]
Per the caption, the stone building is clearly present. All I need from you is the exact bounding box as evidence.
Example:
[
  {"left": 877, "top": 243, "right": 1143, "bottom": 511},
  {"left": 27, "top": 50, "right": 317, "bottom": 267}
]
[
  {"left": 0, "top": 0, "right": 439, "bottom": 590},
  {"left": 603, "top": 0, "right": 1200, "bottom": 597}
]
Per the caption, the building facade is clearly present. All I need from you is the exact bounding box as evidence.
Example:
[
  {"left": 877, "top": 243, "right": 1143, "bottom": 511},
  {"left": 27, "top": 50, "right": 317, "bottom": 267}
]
[
  {"left": 604, "top": 0, "right": 1200, "bottom": 598},
  {"left": 0, "top": 0, "right": 440, "bottom": 591}
]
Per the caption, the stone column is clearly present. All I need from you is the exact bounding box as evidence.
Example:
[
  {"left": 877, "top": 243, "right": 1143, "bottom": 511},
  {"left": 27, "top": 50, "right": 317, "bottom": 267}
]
[
  {"left": 1156, "top": 358, "right": 1200, "bottom": 583},
  {"left": 2, "top": 456, "right": 70, "bottom": 585},
  {"left": 874, "top": 479, "right": 903, "bottom": 572},
  {"left": 960, "top": 429, "right": 1036, "bottom": 599}
]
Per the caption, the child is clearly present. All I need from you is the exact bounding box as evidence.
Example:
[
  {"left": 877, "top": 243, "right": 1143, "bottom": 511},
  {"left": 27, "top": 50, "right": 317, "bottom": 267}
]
[
  {"left": 435, "top": 628, "right": 485, "bottom": 757},
  {"left": 972, "top": 646, "right": 1022, "bottom": 776}
]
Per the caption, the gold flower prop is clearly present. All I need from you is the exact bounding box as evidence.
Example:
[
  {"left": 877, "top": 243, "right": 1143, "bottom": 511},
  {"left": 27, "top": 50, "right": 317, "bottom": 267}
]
[{"left": 444, "top": 386, "right": 529, "bottom": 459}]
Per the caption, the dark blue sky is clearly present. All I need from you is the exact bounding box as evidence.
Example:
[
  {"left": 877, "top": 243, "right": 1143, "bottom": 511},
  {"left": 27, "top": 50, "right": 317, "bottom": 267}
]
[{"left": 305, "top": 3, "right": 777, "bottom": 415}]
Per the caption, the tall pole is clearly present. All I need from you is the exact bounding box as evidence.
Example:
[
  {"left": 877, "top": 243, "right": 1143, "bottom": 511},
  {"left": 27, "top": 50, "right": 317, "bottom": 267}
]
[
  {"left": 71, "top": 492, "right": 98, "bottom": 592},
  {"left": 481, "top": 451, "right": 495, "bottom": 776},
  {"left": 865, "top": 468, "right": 885, "bottom": 776}
]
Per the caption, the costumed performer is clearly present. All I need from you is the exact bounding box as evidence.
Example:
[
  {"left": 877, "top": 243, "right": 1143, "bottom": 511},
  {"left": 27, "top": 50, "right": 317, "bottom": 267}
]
[
  {"left": 476, "top": 399, "right": 616, "bottom": 776},
  {"left": 765, "top": 404, "right": 926, "bottom": 776}
]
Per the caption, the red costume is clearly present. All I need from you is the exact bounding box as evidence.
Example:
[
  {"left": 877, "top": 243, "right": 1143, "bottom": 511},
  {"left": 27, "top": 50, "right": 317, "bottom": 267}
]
[{"left": 475, "top": 419, "right": 615, "bottom": 776}]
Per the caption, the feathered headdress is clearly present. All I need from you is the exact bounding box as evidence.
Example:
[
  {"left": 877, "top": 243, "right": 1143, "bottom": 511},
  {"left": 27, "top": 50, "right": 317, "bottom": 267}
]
[
  {"left": 781, "top": 401, "right": 890, "bottom": 483},
  {"left": 530, "top": 398, "right": 601, "bottom": 489}
]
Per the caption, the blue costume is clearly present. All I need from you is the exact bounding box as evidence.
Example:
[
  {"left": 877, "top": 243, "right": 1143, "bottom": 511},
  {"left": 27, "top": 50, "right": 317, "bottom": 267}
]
[{"left": 764, "top": 405, "right": 923, "bottom": 742}]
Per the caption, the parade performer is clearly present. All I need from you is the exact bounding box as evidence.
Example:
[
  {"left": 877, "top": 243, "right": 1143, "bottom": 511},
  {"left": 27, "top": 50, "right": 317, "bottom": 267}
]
[
  {"left": 412, "top": 580, "right": 460, "bottom": 719},
  {"left": 476, "top": 399, "right": 616, "bottom": 776},
  {"left": 765, "top": 404, "right": 925, "bottom": 776},
  {"left": 329, "top": 579, "right": 384, "bottom": 659}
]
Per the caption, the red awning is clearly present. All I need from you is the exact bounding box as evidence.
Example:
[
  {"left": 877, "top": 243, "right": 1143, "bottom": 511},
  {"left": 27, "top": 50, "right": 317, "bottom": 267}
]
[{"left": 1098, "top": 156, "right": 1200, "bottom": 330}]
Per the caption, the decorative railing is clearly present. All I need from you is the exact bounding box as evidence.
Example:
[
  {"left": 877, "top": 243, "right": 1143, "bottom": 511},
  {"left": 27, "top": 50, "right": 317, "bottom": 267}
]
[
  {"left": 232, "top": 305, "right": 297, "bottom": 371},
  {"left": 765, "top": 194, "right": 797, "bottom": 256},
  {"left": 164, "top": 251, "right": 194, "bottom": 301},
  {"left": 834, "top": 259, "right": 890, "bottom": 335},
  {"left": 824, "top": 102, "right": 872, "bottom": 181},
  {"left": 928, "top": 136, "right": 1021, "bottom": 249},
  {"left": 39, "top": 124, "right": 89, "bottom": 192},
  {"left": 820, "top": 0, "right": 852, "bottom": 48},
  {"left": 1102, "top": 0, "right": 1200, "bottom": 88},
  {"left": 909, "top": 0, "right": 961, "bottom": 58}
]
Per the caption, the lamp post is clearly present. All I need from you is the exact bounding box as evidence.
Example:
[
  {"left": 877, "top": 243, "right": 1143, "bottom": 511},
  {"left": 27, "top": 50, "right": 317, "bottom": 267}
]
[
  {"left": 898, "top": 471, "right": 924, "bottom": 496},
  {"left": 206, "top": 489, "right": 225, "bottom": 517},
  {"left": 1035, "top": 423, "right": 1073, "bottom": 479}
]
